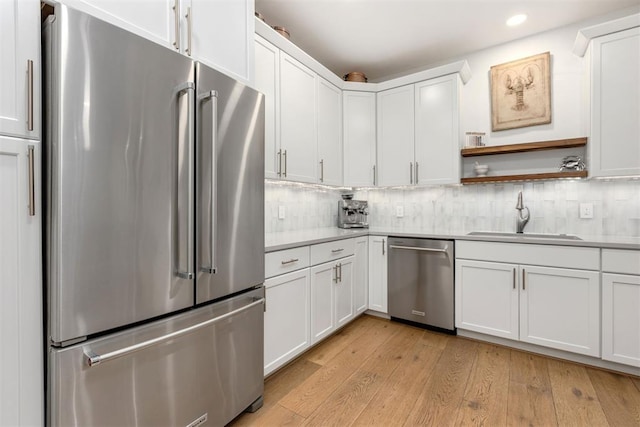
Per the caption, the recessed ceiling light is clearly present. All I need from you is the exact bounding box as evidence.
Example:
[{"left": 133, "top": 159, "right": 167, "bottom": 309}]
[{"left": 506, "top": 14, "right": 527, "bottom": 27}]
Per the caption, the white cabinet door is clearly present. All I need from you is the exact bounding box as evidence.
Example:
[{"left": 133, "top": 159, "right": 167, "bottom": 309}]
[
  {"left": 317, "top": 78, "right": 343, "bottom": 185},
  {"left": 602, "top": 273, "right": 640, "bottom": 367},
  {"left": 264, "top": 269, "right": 310, "bottom": 376},
  {"left": 590, "top": 27, "right": 640, "bottom": 177},
  {"left": 61, "top": 0, "right": 176, "bottom": 48},
  {"left": 353, "top": 237, "right": 369, "bottom": 315},
  {"left": 520, "top": 265, "right": 600, "bottom": 357},
  {"left": 0, "top": 0, "right": 40, "bottom": 140},
  {"left": 190, "top": 0, "right": 253, "bottom": 83},
  {"left": 335, "top": 256, "right": 354, "bottom": 328},
  {"left": 279, "top": 53, "right": 317, "bottom": 183},
  {"left": 377, "top": 85, "right": 415, "bottom": 186},
  {"left": 343, "top": 91, "right": 376, "bottom": 187},
  {"left": 254, "top": 36, "right": 280, "bottom": 179},
  {"left": 455, "top": 260, "right": 519, "bottom": 340},
  {"left": 0, "top": 137, "right": 42, "bottom": 427},
  {"left": 414, "top": 75, "right": 459, "bottom": 185},
  {"left": 368, "top": 236, "right": 388, "bottom": 313},
  {"left": 310, "top": 262, "right": 335, "bottom": 343}
]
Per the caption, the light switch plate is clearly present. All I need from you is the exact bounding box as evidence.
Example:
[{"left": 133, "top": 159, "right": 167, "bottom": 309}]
[
  {"left": 396, "top": 206, "right": 404, "bottom": 218},
  {"left": 278, "top": 205, "right": 286, "bottom": 220},
  {"left": 579, "top": 203, "right": 594, "bottom": 219}
]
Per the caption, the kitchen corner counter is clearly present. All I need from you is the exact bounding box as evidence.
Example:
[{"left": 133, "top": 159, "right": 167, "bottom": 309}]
[{"left": 265, "top": 227, "right": 640, "bottom": 251}]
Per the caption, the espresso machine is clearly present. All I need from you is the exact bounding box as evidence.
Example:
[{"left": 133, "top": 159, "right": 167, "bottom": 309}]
[{"left": 338, "top": 194, "right": 369, "bottom": 229}]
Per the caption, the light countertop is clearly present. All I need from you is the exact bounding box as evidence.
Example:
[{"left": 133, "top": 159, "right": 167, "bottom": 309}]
[{"left": 265, "top": 227, "right": 640, "bottom": 252}]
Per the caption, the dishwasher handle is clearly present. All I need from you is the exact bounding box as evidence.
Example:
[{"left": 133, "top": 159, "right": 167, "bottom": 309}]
[{"left": 389, "top": 244, "right": 450, "bottom": 258}]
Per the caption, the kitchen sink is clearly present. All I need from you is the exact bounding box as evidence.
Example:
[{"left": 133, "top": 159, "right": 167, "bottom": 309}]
[{"left": 467, "top": 231, "right": 582, "bottom": 240}]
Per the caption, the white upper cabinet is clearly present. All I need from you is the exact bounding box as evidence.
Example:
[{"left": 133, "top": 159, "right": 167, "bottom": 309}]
[
  {"left": 254, "top": 36, "right": 280, "bottom": 179},
  {"left": 279, "top": 53, "right": 317, "bottom": 183},
  {"left": 343, "top": 91, "right": 377, "bottom": 187},
  {"left": 377, "top": 75, "right": 461, "bottom": 187},
  {"left": 189, "top": 0, "right": 254, "bottom": 83},
  {"left": 590, "top": 27, "right": 640, "bottom": 177},
  {"left": 0, "top": 0, "right": 40, "bottom": 140},
  {"left": 414, "top": 75, "right": 460, "bottom": 185},
  {"left": 377, "top": 85, "right": 415, "bottom": 186},
  {"left": 317, "top": 78, "right": 343, "bottom": 185},
  {"left": 60, "top": 0, "right": 253, "bottom": 83}
]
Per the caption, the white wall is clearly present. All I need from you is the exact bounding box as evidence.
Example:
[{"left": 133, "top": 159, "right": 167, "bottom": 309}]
[{"left": 459, "top": 23, "right": 588, "bottom": 146}]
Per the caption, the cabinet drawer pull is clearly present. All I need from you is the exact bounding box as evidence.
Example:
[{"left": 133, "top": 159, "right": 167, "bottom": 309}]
[
  {"left": 331, "top": 248, "right": 344, "bottom": 253},
  {"left": 281, "top": 258, "right": 299, "bottom": 265}
]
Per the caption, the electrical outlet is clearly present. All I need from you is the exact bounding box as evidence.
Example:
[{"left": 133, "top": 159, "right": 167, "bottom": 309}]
[
  {"left": 579, "top": 203, "right": 594, "bottom": 219},
  {"left": 396, "top": 205, "right": 404, "bottom": 218},
  {"left": 278, "top": 205, "right": 286, "bottom": 220}
]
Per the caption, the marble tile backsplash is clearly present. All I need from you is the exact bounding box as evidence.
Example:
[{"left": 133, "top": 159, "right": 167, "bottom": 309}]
[{"left": 265, "top": 179, "right": 640, "bottom": 237}]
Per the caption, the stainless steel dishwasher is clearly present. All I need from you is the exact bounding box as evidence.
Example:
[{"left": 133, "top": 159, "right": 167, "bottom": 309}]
[{"left": 388, "top": 237, "right": 455, "bottom": 333}]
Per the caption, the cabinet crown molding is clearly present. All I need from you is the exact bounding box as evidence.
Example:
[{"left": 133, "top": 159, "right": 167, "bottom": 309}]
[{"left": 573, "top": 13, "right": 640, "bottom": 57}]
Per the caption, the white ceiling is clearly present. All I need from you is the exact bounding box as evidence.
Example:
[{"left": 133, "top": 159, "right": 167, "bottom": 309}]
[{"left": 254, "top": 0, "right": 640, "bottom": 82}]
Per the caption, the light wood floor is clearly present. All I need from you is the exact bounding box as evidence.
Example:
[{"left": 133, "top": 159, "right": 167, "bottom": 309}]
[{"left": 230, "top": 315, "right": 640, "bottom": 427}]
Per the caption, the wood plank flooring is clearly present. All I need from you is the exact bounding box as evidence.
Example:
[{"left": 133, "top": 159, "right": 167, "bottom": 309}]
[{"left": 229, "top": 315, "right": 640, "bottom": 427}]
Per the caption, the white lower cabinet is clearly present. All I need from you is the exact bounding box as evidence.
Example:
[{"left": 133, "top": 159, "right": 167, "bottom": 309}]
[
  {"left": 368, "top": 235, "right": 388, "bottom": 313},
  {"left": 456, "top": 260, "right": 519, "bottom": 340},
  {"left": 602, "top": 273, "right": 640, "bottom": 367},
  {"left": 353, "top": 237, "right": 369, "bottom": 315},
  {"left": 601, "top": 248, "right": 640, "bottom": 367},
  {"left": 455, "top": 241, "right": 601, "bottom": 358},
  {"left": 264, "top": 269, "right": 310, "bottom": 376},
  {"left": 310, "top": 255, "right": 354, "bottom": 344},
  {"left": 519, "top": 266, "right": 600, "bottom": 357},
  {"left": 0, "top": 136, "right": 43, "bottom": 426}
]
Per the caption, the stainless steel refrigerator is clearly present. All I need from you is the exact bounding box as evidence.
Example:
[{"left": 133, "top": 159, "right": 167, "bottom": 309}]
[{"left": 43, "top": 5, "right": 265, "bottom": 426}]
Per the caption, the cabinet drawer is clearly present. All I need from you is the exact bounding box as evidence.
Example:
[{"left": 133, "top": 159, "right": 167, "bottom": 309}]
[
  {"left": 310, "top": 238, "right": 356, "bottom": 266},
  {"left": 265, "top": 246, "right": 310, "bottom": 279},
  {"left": 602, "top": 249, "right": 640, "bottom": 275},
  {"left": 456, "top": 241, "right": 600, "bottom": 270}
]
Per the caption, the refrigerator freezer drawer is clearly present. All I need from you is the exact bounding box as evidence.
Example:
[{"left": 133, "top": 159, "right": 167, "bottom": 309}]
[{"left": 49, "top": 288, "right": 264, "bottom": 427}]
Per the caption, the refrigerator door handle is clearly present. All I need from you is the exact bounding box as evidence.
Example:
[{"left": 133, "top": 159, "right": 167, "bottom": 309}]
[
  {"left": 175, "top": 82, "right": 195, "bottom": 280},
  {"left": 199, "top": 90, "right": 218, "bottom": 274},
  {"left": 83, "top": 297, "right": 266, "bottom": 367}
]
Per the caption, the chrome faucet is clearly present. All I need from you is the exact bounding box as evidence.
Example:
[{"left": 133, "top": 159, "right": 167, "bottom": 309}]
[{"left": 515, "top": 191, "right": 530, "bottom": 233}]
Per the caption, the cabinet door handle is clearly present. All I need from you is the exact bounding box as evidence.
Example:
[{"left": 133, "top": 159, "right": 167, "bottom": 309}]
[
  {"left": 172, "top": 0, "right": 181, "bottom": 50},
  {"left": 522, "top": 268, "right": 526, "bottom": 290},
  {"left": 185, "top": 6, "right": 192, "bottom": 56},
  {"left": 512, "top": 268, "right": 516, "bottom": 289},
  {"left": 382, "top": 239, "right": 385, "bottom": 256},
  {"left": 333, "top": 265, "right": 338, "bottom": 283},
  {"left": 283, "top": 149, "right": 287, "bottom": 177},
  {"left": 320, "top": 159, "right": 324, "bottom": 182},
  {"left": 27, "top": 145, "right": 35, "bottom": 216},
  {"left": 410, "top": 162, "right": 413, "bottom": 184},
  {"left": 373, "top": 165, "right": 376, "bottom": 185},
  {"left": 415, "top": 161, "right": 419, "bottom": 183},
  {"left": 277, "top": 149, "right": 282, "bottom": 177},
  {"left": 281, "top": 258, "right": 299, "bottom": 265},
  {"left": 27, "top": 60, "right": 34, "bottom": 131}
]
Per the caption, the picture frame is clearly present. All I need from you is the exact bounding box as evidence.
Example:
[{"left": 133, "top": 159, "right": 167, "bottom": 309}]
[{"left": 490, "top": 51, "right": 551, "bottom": 131}]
